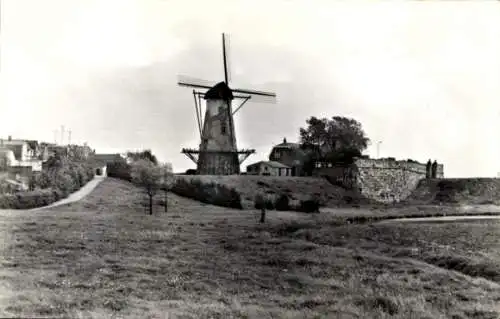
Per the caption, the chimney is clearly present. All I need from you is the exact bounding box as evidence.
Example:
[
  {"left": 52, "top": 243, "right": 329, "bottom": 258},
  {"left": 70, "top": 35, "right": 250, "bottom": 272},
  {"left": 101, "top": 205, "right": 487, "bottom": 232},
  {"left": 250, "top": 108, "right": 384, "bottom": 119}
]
[
  {"left": 8, "top": 135, "right": 12, "bottom": 141},
  {"left": 283, "top": 137, "right": 287, "bottom": 144}
]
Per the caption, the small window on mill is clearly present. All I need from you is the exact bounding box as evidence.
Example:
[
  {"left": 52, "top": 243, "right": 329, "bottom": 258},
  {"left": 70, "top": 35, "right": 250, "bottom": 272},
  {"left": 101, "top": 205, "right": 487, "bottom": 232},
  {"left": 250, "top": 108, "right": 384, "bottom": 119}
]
[{"left": 221, "top": 122, "right": 227, "bottom": 135}]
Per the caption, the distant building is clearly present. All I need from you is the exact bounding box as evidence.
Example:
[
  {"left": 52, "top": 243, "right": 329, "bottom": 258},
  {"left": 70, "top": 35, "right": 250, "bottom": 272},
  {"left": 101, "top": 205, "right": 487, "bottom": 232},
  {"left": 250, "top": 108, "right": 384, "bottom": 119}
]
[
  {"left": 268, "top": 137, "right": 309, "bottom": 176},
  {"left": 0, "top": 137, "right": 43, "bottom": 172},
  {"left": 246, "top": 160, "right": 292, "bottom": 176}
]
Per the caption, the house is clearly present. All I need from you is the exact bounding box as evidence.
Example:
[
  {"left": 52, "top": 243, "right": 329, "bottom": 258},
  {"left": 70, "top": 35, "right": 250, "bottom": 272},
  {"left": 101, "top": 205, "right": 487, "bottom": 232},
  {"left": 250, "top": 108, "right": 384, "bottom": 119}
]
[
  {"left": 268, "top": 137, "right": 309, "bottom": 176},
  {"left": 246, "top": 160, "right": 292, "bottom": 176},
  {"left": 0, "top": 137, "right": 43, "bottom": 171},
  {"left": 0, "top": 140, "right": 36, "bottom": 190}
]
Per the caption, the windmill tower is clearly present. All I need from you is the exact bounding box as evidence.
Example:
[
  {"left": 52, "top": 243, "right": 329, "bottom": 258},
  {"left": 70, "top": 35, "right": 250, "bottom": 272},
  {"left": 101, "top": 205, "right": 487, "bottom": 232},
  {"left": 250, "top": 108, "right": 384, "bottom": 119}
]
[{"left": 178, "top": 33, "right": 277, "bottom": 175}]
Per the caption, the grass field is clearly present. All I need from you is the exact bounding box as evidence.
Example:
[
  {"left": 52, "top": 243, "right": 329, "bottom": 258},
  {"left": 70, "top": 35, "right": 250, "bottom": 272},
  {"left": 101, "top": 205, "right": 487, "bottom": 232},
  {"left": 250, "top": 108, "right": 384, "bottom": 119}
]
[{"left": 0, "top": 178, "right": 499, "bottom": 318}]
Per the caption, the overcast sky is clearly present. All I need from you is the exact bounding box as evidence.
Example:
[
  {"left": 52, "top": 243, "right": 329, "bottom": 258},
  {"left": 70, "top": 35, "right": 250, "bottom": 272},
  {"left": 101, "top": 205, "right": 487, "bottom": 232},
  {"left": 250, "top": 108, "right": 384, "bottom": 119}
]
[{"left": 1, "top": 0, "right": 500, "bottom": 177}]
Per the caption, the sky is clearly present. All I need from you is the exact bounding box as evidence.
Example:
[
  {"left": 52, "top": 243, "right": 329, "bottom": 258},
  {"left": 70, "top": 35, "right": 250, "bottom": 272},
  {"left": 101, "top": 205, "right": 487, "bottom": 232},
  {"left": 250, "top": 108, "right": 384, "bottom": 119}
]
[{"left": 1, "top": 0, "right": 500, "bottom": 177}]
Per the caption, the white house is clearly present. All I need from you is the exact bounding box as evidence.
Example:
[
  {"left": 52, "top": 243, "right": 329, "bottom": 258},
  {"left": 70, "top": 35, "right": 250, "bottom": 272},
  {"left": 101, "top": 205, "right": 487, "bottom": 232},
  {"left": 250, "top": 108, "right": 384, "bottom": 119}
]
[
  {"left": 0, "top": 137, "right": 43, "bottom": 171},
  {"left": 246, "top": 160, "right": 292, "bottom": 176}
]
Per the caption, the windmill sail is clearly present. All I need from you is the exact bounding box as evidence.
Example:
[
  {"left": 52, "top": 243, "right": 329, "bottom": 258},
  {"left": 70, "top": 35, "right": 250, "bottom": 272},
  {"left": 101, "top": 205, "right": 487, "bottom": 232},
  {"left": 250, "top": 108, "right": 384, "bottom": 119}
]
[
  {"left": 223, "top": 33, "right": 232, "bottom": 84},
  {"left": 177, "top": 75, "right": 217, "bottom": 89}
]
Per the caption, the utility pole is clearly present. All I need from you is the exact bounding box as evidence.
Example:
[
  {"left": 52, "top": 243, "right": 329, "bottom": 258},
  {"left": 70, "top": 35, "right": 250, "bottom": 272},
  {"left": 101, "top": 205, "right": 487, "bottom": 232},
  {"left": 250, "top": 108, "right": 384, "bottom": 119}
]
[{"left": 376, "top": 141, "right": 382, "bottom": 158}]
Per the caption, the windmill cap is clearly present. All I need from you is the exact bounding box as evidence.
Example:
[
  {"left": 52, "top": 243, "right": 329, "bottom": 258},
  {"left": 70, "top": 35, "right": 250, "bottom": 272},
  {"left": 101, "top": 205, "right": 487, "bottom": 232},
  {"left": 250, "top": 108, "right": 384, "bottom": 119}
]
[{"left": 204, "top": 82, "right": 234, "bottom": 100}]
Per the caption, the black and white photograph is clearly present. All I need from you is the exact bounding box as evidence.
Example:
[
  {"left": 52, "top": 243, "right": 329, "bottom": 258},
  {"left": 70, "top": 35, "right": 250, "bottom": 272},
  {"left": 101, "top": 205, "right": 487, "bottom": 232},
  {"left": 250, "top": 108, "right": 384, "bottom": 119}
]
[{"left": 0, "top": 0, "right": 499, "bottom": 318}]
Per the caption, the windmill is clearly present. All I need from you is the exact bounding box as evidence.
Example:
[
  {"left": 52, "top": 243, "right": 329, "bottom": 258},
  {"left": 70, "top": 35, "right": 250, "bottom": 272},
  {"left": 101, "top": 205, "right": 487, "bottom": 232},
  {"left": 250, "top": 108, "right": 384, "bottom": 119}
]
[{"left": 178, "top": 33, "right": 277, "bottom": 175}]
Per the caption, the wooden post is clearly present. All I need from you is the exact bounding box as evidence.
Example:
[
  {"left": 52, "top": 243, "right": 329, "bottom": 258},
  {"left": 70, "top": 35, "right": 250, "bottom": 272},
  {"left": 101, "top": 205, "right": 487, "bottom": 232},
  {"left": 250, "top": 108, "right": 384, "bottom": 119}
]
[
  {"left": 260, "top": 208, "right": 266, "bottom": 223},
  {"left": 149, "top": 195, "right": 153, "bottom": 215}
]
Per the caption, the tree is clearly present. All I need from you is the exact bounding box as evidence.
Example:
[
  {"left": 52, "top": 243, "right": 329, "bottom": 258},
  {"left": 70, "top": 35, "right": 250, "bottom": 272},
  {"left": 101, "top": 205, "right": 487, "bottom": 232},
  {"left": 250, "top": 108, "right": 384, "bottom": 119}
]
[
  {"left": 131, "top": 159, "right": 163, "bottom": 215},
  {"left": 300, "top": 116, "right": 369, "bottom": 156},
  {"left": 160, "top": 162, "right": 174, "bottom": 212},
  {"left": 299, "top": 117, "right": 328, "bottom": 149},
  {"left": 299, "top": 116, "right": 370, "bottom": 170},
  {"left": 127, "top": 150, "right": 158, "bottom": 166}
]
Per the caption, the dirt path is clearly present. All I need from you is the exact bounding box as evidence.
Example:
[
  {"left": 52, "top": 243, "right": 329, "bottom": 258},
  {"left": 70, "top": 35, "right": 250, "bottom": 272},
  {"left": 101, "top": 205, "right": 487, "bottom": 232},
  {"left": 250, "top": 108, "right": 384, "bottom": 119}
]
[{"left": 29, "top": 175, "right": 105, "bottom": 211}]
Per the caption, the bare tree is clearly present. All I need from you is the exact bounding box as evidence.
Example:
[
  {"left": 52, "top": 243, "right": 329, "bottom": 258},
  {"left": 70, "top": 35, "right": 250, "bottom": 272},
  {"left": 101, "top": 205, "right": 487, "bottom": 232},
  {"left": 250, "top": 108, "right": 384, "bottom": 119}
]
[{"left": 130, "top": 159, "right": 163, "bottom": 215}]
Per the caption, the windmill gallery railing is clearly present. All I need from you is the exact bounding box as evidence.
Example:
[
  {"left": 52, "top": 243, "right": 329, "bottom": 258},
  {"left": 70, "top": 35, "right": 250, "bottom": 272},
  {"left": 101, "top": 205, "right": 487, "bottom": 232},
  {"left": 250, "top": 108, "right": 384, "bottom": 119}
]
[{"left": 181, "top": 148, "right": 255, "bottom": 165}]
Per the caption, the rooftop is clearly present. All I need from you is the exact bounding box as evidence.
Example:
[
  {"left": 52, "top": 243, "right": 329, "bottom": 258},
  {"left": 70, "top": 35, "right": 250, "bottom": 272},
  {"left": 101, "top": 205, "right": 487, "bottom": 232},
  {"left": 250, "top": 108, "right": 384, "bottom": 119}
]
[
  {"left": 204, "top": 82, "right": 234, "bottom": 100},
  {"left": 247, "top": 160, "right": 291, "bottom": 169},
  {"left": 272, "top": 137, "right": 301, "bottom": 149}
]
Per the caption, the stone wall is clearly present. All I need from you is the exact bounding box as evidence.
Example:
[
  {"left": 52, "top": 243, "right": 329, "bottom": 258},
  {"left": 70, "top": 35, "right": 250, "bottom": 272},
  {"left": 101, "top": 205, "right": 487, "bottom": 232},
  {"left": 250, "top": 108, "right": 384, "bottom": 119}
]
[
  {"left": 314, "top": 157, "right": 444, "bottom": 203},
  {"left": 355, "top": 158, "right": 443, "bottom": 203}
]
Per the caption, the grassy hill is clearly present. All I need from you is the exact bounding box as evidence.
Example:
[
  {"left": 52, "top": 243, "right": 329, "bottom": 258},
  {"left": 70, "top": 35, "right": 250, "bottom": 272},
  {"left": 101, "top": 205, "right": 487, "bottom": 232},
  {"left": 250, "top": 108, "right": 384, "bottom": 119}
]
[
  {"left": 407, "top": 178, "right": 500, "bottom": 205},
  {"left": 1, "top": 178, "right": 498, "bottom": 318},
  {"left": 175, "top": 175, "right": 372, "bottom": 208}
]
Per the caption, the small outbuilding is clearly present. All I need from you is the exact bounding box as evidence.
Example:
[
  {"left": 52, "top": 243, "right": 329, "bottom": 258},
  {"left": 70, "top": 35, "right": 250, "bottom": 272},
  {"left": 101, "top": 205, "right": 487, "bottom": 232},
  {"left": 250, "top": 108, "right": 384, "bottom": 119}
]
[{"left": 246, "top": 160, "right": 292, "bottom": 176}]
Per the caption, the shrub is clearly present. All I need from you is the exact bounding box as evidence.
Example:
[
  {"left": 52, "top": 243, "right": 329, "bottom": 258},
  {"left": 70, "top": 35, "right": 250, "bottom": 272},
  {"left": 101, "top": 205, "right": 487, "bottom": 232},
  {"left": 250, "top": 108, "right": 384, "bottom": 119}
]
[
  {"left": 4, "top": 153, "right": 97, "bottom": 209},
  {"left": 0, "top": 194, "right": 17, "bottom": 208},
  {"left": 107, "top": 159, "right": 131, "bottom": 181},
  {"left": 298, "top": 197, "right": 321, "bottom": 213},
  {"left": 0, "top": 188, "right": 60, "bottom": 209},
  {"left": 274, "top": 194, "right": 290, "bottom": 211},
  {"left": 254, "top": 194, "right": 266, "bottom": 210},
  {"left": 31, "top": 171, "right": 52, "bottom": 190},
  {"left": 257, "top": 181, "right": 270, "bottom": 188},
  {"left": 53, "top": 189, "right": 65, "bottom": 201},
  {"left": 170, "top": 177, "right": 242, "bottom": 209},
  {"left": 343, "top": 195, "right": 354, "bottom": 204},
  {"left": 96, "top": 168, "right": 102, "bottom": 176},
  {"left": 53, "top": 170, "right": 77, "bottom": 197}
]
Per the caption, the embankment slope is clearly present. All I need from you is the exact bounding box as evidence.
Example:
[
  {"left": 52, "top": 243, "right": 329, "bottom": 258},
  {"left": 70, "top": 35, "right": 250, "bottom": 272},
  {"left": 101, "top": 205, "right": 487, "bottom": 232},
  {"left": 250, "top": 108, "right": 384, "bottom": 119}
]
[
  {"left": 407, "top": 178, "right": 500, "bottom": 205},
  {"left": 176, "top": 175, "right": 370, "bottom": 208}
]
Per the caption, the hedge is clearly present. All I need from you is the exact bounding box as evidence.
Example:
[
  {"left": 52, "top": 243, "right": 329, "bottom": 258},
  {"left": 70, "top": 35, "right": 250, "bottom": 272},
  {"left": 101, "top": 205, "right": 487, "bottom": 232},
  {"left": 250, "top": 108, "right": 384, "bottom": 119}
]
[
  {"left": 171, "top": 178, "right": 243, "bottom": 209},
  {"left": 0, "top": 160, "right": 96, "bottom": 210},
  {"left": 106, "top": 159, "right": 132, "bottom": 182},
  {"left": 0, "top": 188, "right": 65, "bottom": 209}
]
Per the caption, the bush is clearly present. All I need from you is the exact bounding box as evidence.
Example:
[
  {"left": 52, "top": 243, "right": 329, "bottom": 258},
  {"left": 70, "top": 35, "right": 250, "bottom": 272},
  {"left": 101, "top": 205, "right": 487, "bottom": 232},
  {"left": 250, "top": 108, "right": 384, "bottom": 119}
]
[
  {"left": 274, "top": 194, "right": 290, "bottom": 211},
  {"left": 254, "top": 193, "right": 274, "bottom": 210},
  {"left": 107, "top": 159, "right": 131, "bottom": 181},
  {"left": 254, "top": 194, "right": 266, "bottom": 210},
  {"left": 53, "top": 170, "right": 77, "bottom": 197},
  {"left": 14, "top": 155, "right": 96, "bottom": 209},
  {"left": 0, "top": 194, "right": 17, "bottom": 208},
  {"left": 96, "top": 168, "right": 102, "bottom": 176},
  {"left": 170, "top": 177, "right": 243, "bottom": 209},
  {"left": 0, "top": 188, "right": 61, "bottom": 209},
  {"left": 265, "top": 198, "right": 275, "bottom": 210},
  {"left": 298, "top": 197, "right": 321, "bottom": 213}
]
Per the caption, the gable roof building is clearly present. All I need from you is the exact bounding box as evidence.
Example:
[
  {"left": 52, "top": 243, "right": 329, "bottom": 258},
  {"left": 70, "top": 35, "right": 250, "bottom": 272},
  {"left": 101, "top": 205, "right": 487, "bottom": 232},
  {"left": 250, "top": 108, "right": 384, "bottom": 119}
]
[
  {"left": 268, "top": 137, "right": 310, "bottom": 176},
  {"left": 246, "top": 160, "right": 292, "bottom": 176}
]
